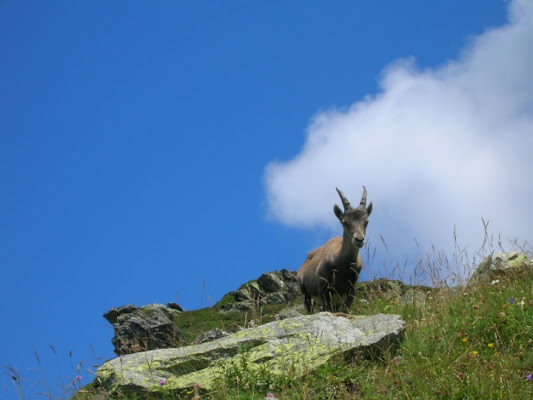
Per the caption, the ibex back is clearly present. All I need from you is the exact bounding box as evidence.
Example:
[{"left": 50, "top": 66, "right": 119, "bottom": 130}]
[{"left": 296, "top": 186, "right": 373, "bottom": 313}]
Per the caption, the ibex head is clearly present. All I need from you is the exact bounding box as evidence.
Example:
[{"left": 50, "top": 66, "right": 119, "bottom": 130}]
[{"left": 333, "top": 186, "right": 373, "bottom": 248}]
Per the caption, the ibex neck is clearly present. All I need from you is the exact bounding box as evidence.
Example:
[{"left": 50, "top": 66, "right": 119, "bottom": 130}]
[{"left": 339, "top": 230, "right": 359, "bottom": 263}]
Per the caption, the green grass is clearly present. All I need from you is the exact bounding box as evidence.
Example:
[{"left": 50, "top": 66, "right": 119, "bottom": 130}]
[
  {"left": 8, "top": 246, "right": 533, "bottom": 400},
  {"left": 174, "top": 301, "right": 295, "bottom": 343},
  {"left": 206, "top": 267, "right": 532, "bottom": 400},
  {"left": 72, "top": 265, "right": 532, "bottom": 400}
]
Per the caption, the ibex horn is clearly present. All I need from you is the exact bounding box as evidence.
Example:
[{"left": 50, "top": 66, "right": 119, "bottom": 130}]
[
  {"left": 359, "top": 186, "right": 367, "bottom": 209},
  {"left": 336, "top": 187, "right": 353, "bottom": 211}
]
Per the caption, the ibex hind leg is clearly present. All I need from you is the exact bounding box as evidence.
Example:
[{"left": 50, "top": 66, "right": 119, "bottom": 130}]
[
  {"left": 320, "top": 293, "right": 334, "bottom": 312},
  {"left": 343, "top": 293, "right": 355, "bottom": 314},
  {"left": 304, "top": 295, "right": 314, "bottom": 314},
  {"left": 300, "top": 285, "right": 314, "bottom": 314}
]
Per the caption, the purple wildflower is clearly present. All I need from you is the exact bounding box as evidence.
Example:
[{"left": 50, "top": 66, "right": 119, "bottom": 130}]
[
  {"left": 526, "top": 373, "right": 533, "bottom": 381},
  {"left": 75, "top": 375, "right": 82, "bottom": 381},
  {"left": 159, "top": 379, "right": 166, "bottom": 386},
  {"left": 509, "top": 297, "right": 515, "bottom": 304}
]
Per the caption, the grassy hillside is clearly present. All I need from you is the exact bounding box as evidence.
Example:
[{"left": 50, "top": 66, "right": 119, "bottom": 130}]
[
  {"left": 69, "top": 258, "right": 533, "bottom": 400},
  {"left": 204, "top": 269, "right": 532, "bottom": 399},
  {"left": 6, "top": 246, "right": 532, "bottom": 400}
]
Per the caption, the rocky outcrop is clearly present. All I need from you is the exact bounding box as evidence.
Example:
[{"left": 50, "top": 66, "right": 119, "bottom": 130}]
[
  {"left": 95, "top": 312, "right": 405, "bottom": 397},
  {"left": 193, "top": 328, "right": 229, "bottom": 344},
  {"left": 355, "top": 279, "right": 405, "bottom": 299},
  {"left": 274, "top": 305, "right": 304, "bottom": 320},
  {"left": 353, "top": 279, "right": 431, "bottom": 307},
  {"left": 468, "top": 252, "right": 533, "bottom": 286},
  {"left": 217, "top": 269, "right": 300, "bottom": 311},
  {"left": 104, "top": 303, "right": 186, "bottom": 355}
]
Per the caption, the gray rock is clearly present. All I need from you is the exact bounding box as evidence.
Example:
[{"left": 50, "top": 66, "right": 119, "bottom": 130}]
[
  {"left": 166, "top": 302, "right": 183, "bottom": 312},
  {"left": 95, "top": 312, "right": 405, "bottom": 396},
  {"left": 104, "top": 303, "right": 186, "bottom": 355},
  {"left": 275, "top": 305, "right": 304, "bottom": 320},
  {"left": 355, "top": 279, "right": 405, "bottom": 300},
  {"left": 265, "top": 291, "right": 288, "bottom": 304},
  {"left": 400, "top": 289, "right": 428, "bottom": 306},
  {"left": 258, "top": 272, "right": 286, "bottom": 292},
  {"left": 193, "top": 328, "right": 230, "bottom": 344},
  {"left": 469, "top": 252, "right": 533, "bottom": 286},
  {"left": 218, "top": 269, "right": 300, "bottom": 312},
  {"left": 234, "top": 281, "right": 262, "bottom": 302},
  {"left": 103, "top": 304, "right": 137, "bottom": 325}
]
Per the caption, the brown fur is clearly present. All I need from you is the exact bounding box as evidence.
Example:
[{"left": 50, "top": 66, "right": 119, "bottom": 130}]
[{"left": 296, "top": 187, "right": 372, "bottom": 313}]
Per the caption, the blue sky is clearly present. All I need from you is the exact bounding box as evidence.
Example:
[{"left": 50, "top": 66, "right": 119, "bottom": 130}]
[{"left": 2, "top": 0, "right": 532, "bottom": 397}]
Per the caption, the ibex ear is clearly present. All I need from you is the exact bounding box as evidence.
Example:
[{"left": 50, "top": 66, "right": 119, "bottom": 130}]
[
  {"left": 334, "top": 204, "right": 344, "bottom": 221},
  {"left": 366, "top": 202, "right": 373, "bottom": 216}
]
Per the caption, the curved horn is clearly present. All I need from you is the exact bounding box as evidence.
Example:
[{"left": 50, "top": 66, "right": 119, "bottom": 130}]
[
  {"left": 336, "top": 187, "right": 353, "bottom": 211},
  {"left": 359, "top": 186, "right": 367, "bottom": 209}
]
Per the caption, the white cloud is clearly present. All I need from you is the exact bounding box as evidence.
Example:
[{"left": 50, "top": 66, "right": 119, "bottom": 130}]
[{"left": 264, "top": 0, "right": 533, "bottom": 267}]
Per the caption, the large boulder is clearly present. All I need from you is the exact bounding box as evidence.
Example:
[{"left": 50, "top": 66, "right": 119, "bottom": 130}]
[
  {"left": 103, "top": 303, "right": 186, "bottom": 355},
  {"left": 95, "top": 312, "right": 405, "bottom": 397},
  {"left": 468, "top": 251, "right": 533, "bottom": 286}
]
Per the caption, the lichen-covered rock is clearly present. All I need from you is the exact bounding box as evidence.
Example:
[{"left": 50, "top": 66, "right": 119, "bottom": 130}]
[
  {"left": 469, "top": 252, "right": 533, "bottom": 286},
  {"left": 103, "top": 303, "right": 186, "bottom": 355},
  {"left": 95, "top": 312, "right": 405, "bottom": 397}
]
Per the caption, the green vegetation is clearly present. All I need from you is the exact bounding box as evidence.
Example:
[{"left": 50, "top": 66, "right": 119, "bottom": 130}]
[
  {"left": 205, "top": 267, "right": 532, "bottom": 400},
  {"left": 173, "top": 301, "right": 294, "bottom": 344},
  {"left": 6, "top": 248, "right": 533, "bottom": 399}
]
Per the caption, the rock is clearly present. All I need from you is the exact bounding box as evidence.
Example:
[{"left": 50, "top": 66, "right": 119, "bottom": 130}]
[
  {"left": 193, "top": 328, "right": 230, "bottom": 344},
  {"left": 95, "top": 312, "right": 405, "bottom": 397},
  {"left": 104, "top": 303, "right": 186, "bottom": 355},
  {"left": 275, "top": 305, "right": 304, "bottom": 320},
  {"left": 264, "top": 291, "right": 288, "bottom": 304},
  {"left": 218, "top": 269, "right": 300, "bottom": 311},
  {"left": 234, "top": 281, "right": 262, "bottom": 302},
  {"left": 258, "top": 272, "right": 286, "bottom": 292},
  {"left": 167, "top": 302, "right": 184, "bottom": 312},
  {"left": 103, "top": 304, "right": 137, "bottom": 325},
  {"left": 469, "top": 252, "right": 533, "bottom": 286},
  {"left": 400, "top": 289, "right": 428, "bottom": 306},
  {"left": 355, "top": 279, "right": 405, "bottom": 300}
]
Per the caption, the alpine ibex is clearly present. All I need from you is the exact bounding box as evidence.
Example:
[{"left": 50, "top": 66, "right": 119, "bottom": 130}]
[{"left": 297, "top": 187, "right": 373, "bottom": 313}]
